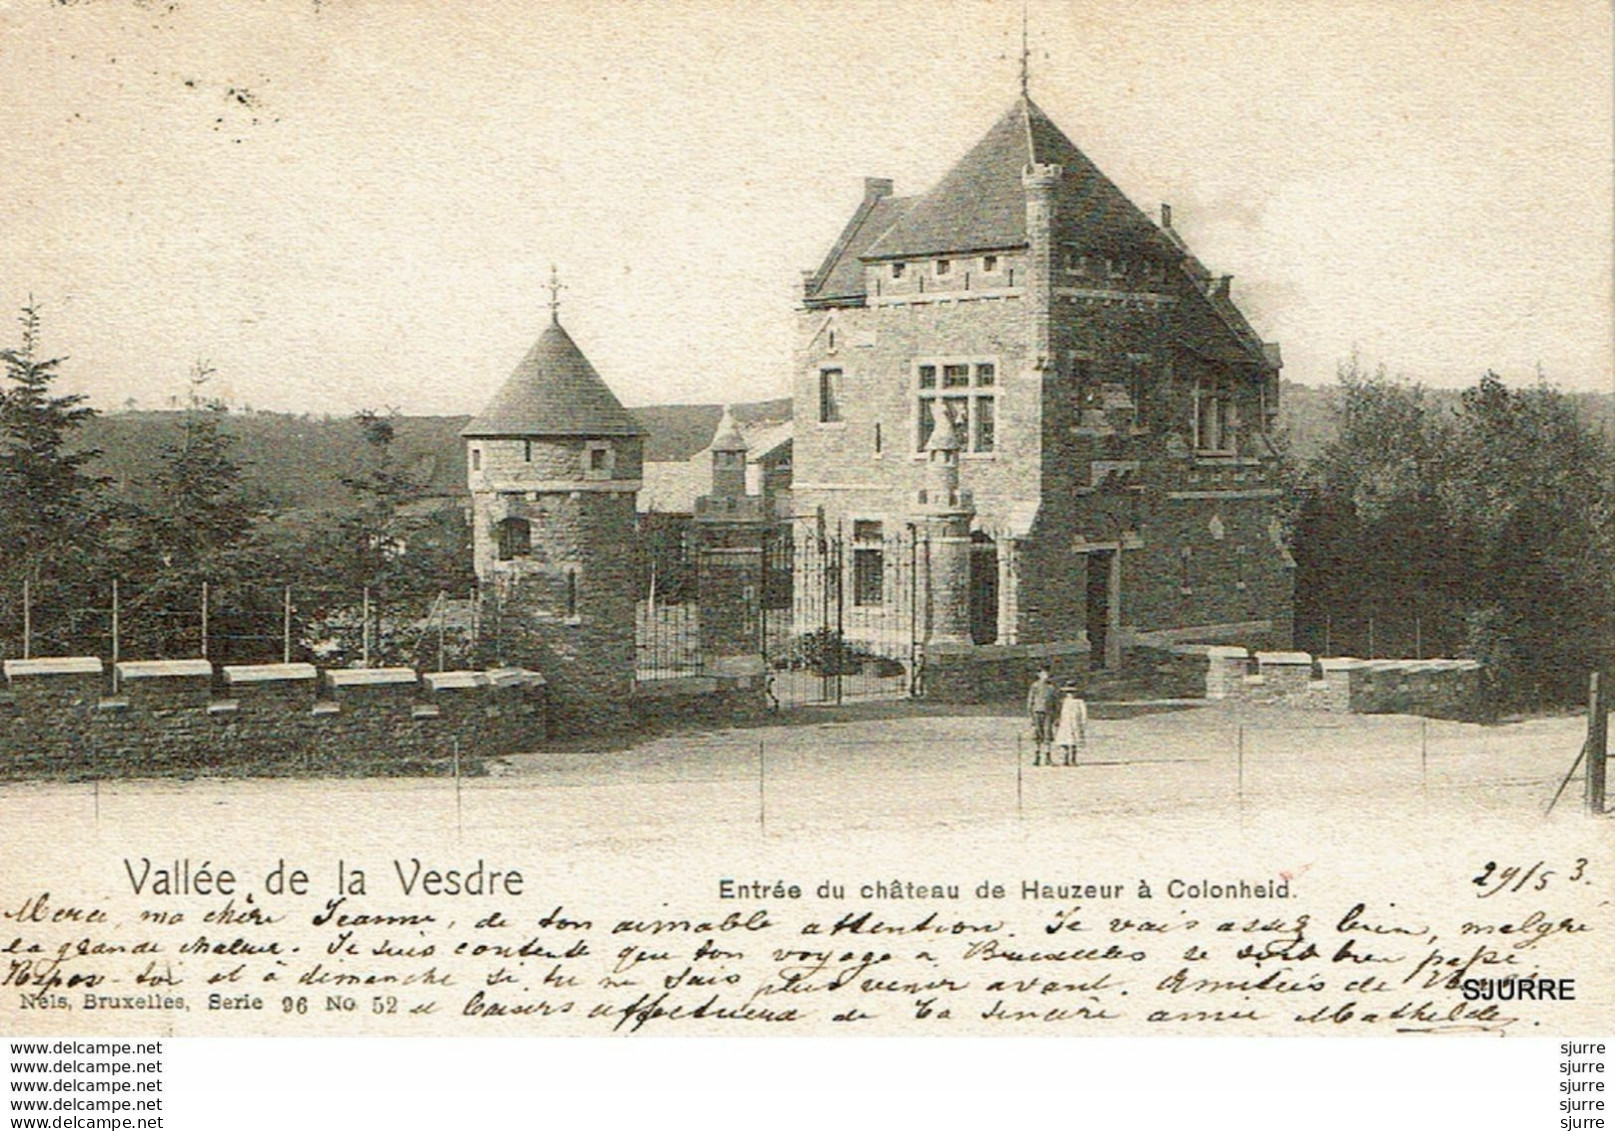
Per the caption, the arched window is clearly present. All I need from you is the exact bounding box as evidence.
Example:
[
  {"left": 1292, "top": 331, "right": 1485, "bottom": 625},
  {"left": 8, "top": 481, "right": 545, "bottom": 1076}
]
[{"left": 495, "top": 517, "right": 532, "bottom": 561}]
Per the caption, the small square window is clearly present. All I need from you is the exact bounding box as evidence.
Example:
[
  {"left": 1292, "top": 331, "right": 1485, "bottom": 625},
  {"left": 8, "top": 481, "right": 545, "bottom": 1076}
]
[
  {"left": 524, "top": 439, "right": 533, "bottom": 462},
  {"left": 935, "top": 259, "right": 951, "bottom": 276},
  {"left": 891, "top": 262, "right": 906, "bottom": 279},
  {"left": 982, "top": 255, "right": 998, "bottom": 273},
  {"left": 942, "top": 364, "right": 970, "bottom": 389},
  {"left": 584, "top": 442, "right": 615, "bottom": 480},
  {"left": 918, "top": 365, "right": 937, "bottom": 390},
  {"left": 471, "top": 448, "right": 482, "bottom": 471},
  {"left": 975, "top": 363, "right": 995, "bottom": 387}
]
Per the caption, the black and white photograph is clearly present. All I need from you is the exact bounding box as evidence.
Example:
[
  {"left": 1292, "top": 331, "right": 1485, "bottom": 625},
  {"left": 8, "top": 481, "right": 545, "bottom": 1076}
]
[{"left": 0, "top": 0, "right": 1610, "bottom": 1122}]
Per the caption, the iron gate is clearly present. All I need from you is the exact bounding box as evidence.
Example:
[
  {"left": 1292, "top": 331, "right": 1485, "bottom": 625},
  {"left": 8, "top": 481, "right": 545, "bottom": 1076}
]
[{"left": 769, "top": 517, "right": 922, "bottom": 706}]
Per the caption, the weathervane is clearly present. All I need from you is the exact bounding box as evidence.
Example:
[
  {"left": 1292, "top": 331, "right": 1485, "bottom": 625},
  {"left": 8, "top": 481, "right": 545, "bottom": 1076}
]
[
  {"left": 546, "top": 264, "right": 566, "bottom": 324},
  {"left": 1020, "top": 1, "right": 1030, "bottom": 98}
]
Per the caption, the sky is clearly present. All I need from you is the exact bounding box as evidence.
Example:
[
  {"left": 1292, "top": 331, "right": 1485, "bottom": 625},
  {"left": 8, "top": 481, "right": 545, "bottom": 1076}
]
[{"left": 1, "top": 0, "right": 1610, "bottom": 416}]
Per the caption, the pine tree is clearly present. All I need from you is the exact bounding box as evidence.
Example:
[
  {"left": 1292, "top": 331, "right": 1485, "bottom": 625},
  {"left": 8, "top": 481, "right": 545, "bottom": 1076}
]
[
  {"left": 150, "top": 360, "right": 253, "bottom": 570},
  {"left": 0, "top": 301, "right": 105, "bottom": 579}
]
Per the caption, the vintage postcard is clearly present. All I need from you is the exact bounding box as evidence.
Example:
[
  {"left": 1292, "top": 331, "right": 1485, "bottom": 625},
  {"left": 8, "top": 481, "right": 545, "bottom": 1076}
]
[{"left": 0, "top": 0, "right": 1610, "bottom": 1061}]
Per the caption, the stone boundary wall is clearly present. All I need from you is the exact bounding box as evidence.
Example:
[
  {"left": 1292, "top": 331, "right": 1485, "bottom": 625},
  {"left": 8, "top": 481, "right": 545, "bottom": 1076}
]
[
  {"left": 0, "top": 658, "right": 547, "bottom": 779},
  {"left": 632, "top": 672, "right": 771, "bottom": 730},
  {"left": 916, "top": 639, "right": 1485, "bottom": 720},
  {"left": 1192, "top": 649, "right": 1485, "bottom": 719},
  {"left": 921, "top": 639, "right": 1092, "bottom": 704}
]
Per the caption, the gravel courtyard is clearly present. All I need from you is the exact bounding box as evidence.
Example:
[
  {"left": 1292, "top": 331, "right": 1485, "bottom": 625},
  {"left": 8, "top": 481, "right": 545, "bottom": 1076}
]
[{"left": 0, "top": 700, "right": 1593, "bottom": 856}]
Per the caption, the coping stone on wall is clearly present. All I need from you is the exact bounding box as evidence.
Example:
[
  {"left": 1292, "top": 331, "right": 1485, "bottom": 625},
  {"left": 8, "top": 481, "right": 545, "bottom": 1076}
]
[
  {"left": 485, "top": 668, "right": 547, "bottom": 689},
  {"left": 222, "top": 663, "right": 318, "bottom": 686},
  {"left": 326, "top": 667, "right": 418, "bottom": 689},
  {"left": 4, "top": 657, "right": 104, "bottom": 682},
  {"left": 115, "top": 659, "right": 213, "bottom": 681},
  {"left": 423, "top": 670, "right": 489, "bottom": 693}
]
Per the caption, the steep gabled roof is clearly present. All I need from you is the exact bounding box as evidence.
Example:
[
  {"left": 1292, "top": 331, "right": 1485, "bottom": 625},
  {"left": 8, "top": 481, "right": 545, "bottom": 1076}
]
[
  {"left": 861, "top": 96, "right": 1168, "bottom": 261},
  {"left": 804, "top": 192, "right": 912, "bottom": 305},
  {"left": 462, "top": 319, "right": 645, "bottom": 438}
]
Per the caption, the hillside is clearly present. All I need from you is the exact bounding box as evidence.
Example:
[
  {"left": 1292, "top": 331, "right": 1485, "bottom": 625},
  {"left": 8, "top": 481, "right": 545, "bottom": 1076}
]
[
  {"left": 73, "top": 399, "right": 793, "bottom": 511},
  {"left": 71, "top": 387, "right": 1608, "bottom": 509}
]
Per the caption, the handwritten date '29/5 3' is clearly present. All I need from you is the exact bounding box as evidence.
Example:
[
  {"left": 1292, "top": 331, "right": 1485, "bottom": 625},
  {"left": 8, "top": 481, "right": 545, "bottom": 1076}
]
[{"left": 1472, "top": 859, "right": 1590, "bottom": 899}]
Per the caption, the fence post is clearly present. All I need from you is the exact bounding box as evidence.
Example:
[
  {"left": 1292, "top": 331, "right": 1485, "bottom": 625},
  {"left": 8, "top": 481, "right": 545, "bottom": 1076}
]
[
  {"left": 834, "top": 524, "right": 845, "bottom": 706},
  {"left": 361, "top": 586, "right": 371, "bottom": 667},
  {"left": 1588, "top": 672, "right": 1609, "bottom": 816},
  {"left": 200, "top": 581, "right": 209, "bottom": 660},
  {"left": 21, "top": 578, "right": 30, "bottom": 660},
  {"left": 111, "top": 580, "right": 120, "bottom": 693},
  {"left": 282, "top": 586, "right": 292, "bottom": 664},
  {"left": 437, "top": 589, "right": 447, "bottom": 673}
]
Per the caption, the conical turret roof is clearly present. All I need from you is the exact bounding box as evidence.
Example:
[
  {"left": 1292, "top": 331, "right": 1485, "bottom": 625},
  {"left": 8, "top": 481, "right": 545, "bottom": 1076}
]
[{"left": 463, "top": 318, "right": 645, "bottom": 438}]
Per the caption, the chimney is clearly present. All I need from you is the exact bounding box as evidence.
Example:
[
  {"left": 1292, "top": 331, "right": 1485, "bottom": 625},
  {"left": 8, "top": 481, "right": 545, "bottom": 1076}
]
[
  {"left": 1215, "top": 275, "right": 1233, "bottom": 298},
  {"left": 864, "top": 177, "right": 894, "bottom": 202},
  {"left": 1160, "top": 202, "right": 1172, "bottom": 229}
]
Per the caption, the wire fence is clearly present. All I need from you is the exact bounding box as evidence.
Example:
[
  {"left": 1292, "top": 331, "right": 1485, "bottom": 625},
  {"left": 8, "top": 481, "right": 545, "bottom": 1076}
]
[
  {"left": 40, "top": 710, "right": 1590, "bottom": 838},
  {"left": 0, "top": 578, "right": 482, "bottom": 671}
]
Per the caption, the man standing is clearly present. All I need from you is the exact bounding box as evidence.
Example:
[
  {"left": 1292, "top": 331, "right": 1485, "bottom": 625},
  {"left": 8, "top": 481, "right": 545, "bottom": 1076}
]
[{"left": 1027, "top": 666, "right": 1057, "bottom": 766}]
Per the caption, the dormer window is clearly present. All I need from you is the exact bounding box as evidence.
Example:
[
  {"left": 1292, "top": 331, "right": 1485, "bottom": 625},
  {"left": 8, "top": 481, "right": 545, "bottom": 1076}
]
[
  {"left": 982, "top": 255, "right": 999, "bottom": 274},
  {"left": 935, "top": 259, "right": 951, "bottom": 277},
  {"left": 891, "top": 262, "right": 906, "bottom": 279},
  {"left": 1061, "top": 246, "right": 1088, "bottom": 275},
  {"left": 1107, "top": 258, "right": 1126, "bottom": 278}
]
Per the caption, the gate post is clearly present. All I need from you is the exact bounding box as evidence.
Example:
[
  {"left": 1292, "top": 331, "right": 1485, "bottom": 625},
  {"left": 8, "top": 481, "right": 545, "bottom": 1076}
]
[{"left": 1588, "top": 671, "right": 1609, "bottom": 815}]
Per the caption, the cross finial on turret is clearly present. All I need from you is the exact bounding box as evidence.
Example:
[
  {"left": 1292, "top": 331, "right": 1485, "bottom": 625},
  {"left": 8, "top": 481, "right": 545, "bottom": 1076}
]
[{"left": 546, "top": 264, "right": 566, "bottom": 324}]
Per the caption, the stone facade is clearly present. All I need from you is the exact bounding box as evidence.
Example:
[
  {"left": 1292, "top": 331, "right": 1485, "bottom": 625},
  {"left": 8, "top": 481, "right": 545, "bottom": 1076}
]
[{"left": 794, "top": 96, "right": 1294, "bottom": 667}]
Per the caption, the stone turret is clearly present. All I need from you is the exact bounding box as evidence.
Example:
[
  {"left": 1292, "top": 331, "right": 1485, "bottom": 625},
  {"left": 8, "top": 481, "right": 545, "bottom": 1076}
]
[
  {"left": 1021, "top": 161, "right": 1062, "bottom": 374},
  {"left": 462, "top": 299, "right": 645, "bottom": 732},
  {"left": 692, "top": 406, "right": 769, "bottom": 677},
  {"left": 708, "top": 405, "right": 748, "bottom": 501}
]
